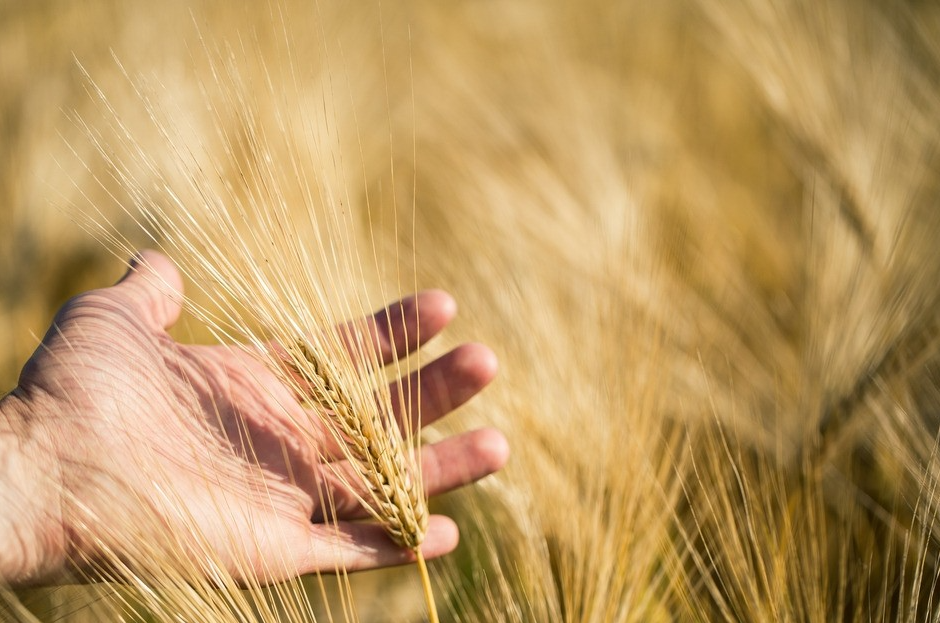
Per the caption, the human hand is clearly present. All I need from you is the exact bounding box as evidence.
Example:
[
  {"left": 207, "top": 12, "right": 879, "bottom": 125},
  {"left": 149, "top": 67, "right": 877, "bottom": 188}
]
[{"left": 0, "top": 250, "right": 508, "bottom": 586}]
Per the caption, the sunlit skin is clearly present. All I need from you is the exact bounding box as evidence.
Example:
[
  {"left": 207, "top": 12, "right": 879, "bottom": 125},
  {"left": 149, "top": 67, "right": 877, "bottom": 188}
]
[{"left": 0, "top": 250, "right": 509, "bottom": 586}]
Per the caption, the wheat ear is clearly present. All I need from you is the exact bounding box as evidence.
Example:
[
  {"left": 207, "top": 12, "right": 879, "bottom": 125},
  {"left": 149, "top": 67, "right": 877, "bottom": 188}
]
[
  {"left": 68, "top": 5, "right": 450, "bottom": 616},
  {"left": 290, "top": 341, "right": 429, "bottom": 550},
  {"left": 287, "top": 336, "right": 436, "bottom": 621}
]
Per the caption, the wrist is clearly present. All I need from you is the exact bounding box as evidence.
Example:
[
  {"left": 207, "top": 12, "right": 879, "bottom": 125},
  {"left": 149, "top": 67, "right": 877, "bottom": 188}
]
[{"left": 0, "top": 389, "right": 66, "bottom": 586}]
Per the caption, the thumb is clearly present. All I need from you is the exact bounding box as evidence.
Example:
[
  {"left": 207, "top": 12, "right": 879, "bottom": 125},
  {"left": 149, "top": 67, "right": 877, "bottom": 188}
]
[{"left": 112, "top": 250, "right": 185, "bottom": 330}]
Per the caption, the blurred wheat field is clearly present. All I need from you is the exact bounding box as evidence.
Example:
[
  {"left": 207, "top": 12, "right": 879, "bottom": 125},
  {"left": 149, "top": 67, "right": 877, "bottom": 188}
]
[{"left": 3, "top": 0, "right": 940, "bottom": 621}]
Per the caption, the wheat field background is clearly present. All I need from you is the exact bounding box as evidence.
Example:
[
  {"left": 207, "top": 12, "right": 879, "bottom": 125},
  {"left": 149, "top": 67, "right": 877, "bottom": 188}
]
[{"left": 3, "top": 0, "right": 940, "bottom": 621}]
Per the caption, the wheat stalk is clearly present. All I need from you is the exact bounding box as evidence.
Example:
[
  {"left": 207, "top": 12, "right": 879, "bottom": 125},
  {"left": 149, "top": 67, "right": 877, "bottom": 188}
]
[{"left": 63, "top": 6, "right": 445, "bottom": 618}]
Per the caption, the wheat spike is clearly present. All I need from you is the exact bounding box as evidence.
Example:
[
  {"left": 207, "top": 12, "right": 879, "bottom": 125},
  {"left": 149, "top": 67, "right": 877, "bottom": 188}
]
[
  {"left": 61, "top": 4, "right": 445, "bottom": 619},
  {"left": 289, "top": 339, "right": 428, "bottom": 551}
]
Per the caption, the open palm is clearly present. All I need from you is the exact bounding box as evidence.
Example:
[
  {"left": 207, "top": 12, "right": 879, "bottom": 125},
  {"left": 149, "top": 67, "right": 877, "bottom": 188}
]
[{"left": 11, "top": 250, "right": 508, "bottom": 585}]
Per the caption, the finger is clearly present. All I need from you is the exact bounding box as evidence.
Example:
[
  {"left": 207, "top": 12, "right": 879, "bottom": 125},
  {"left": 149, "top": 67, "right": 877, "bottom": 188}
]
[
  {"left": 388, "top": 343, "right": 498, "bottom": 431},
  {"left": 313, "top": 428, "right": 510, "bottom": 521},
  {"left": 340, "top": 289, "right": 457, "bottom": 368},
  {"left": 110, "top": 249, "right": 185, "bottom": 330},
  {"left": 300, "top": 516, "right": 460, "bottom": 574}
]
